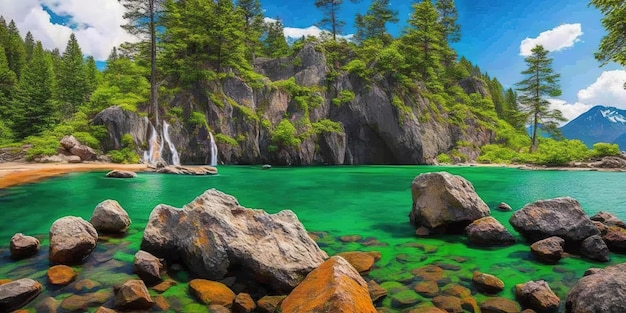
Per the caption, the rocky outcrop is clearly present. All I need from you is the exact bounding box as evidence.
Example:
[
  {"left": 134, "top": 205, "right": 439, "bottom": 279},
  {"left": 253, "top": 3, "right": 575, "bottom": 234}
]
[
  {"left": 60, "top": 135, "right": 97, "bottom": 161},
  {"left": 410, "top": 172, "right": 490, "bottom": 233},
  {"left": 566, "top": 263, "right": 626, "bottom": 313},
  {"left": 92, "top": 106, "right": 150, "bottom": 152},
  {"left": 280, "top": 256, "right": 377, "bottom": 313},
  {"left": 510, "top": 197, "right": 599, "bottom": 248},
  {"left": 105, "top": 170, "right": 137, "bottom": 178},
  {"left": 133, "top": 250, "right": 164, "bottom": 285},
  {"left": 90, "top": 199, "right": 131, "bottom": 234},
  {"left": 465, "top": 216, "right": 516, "bottom": 245},
  {"left": 516, "top": 280, "right": 560, "bottom": 313},
  {"left": 49, "top": 216, "right": 98, "bottom": 264},
  {"left": 141, "top": 188, "right": 327, "bottom": 292},
  {"left": 10, "top": 233, "right": 40, "bottom": 259},
  {"left": 0, "top": 278, "right": 43, "bottom": 312},
  {"left": 530, "top": 236, "right": 565, "bottom": 264}
]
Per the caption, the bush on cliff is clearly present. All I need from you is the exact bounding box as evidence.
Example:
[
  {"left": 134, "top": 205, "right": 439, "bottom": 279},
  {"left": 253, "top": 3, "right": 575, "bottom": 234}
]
[
  {"left": 272, "top": 119, "right": 301, "bottom": 148},
  {"left": 109, "top": 134, "right": 140, "bottom": 164}
]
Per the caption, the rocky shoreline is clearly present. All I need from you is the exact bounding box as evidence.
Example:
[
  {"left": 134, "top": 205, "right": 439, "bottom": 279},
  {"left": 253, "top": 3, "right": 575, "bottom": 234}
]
[{"left": 2, "top": 171, "right": 626, "bottom": 312}]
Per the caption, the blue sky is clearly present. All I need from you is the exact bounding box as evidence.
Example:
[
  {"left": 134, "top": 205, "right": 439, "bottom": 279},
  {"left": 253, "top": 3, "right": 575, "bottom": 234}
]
[{"left": 1, "top": 0, "right": 624, "bottom": 122}]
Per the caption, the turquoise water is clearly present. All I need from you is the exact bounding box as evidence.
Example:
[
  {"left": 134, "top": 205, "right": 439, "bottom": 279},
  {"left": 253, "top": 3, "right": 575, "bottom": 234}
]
[{"left": 1, "top": 165, "right": 626, "bottom": 311}]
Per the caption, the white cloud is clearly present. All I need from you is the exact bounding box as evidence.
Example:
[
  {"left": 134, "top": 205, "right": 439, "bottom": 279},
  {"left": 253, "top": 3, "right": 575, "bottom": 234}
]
[
  {"left": 264, "top": 17, "right": 352, "bottom": 41},
  {"left": 548, "top": 70, "right": 626, "bottom": 124},
  {"left": 0, "top": 0, "right": 137, "bottom": 61},
  {"left": 519, "top": 23, "right": 583, "bottom": 56}
]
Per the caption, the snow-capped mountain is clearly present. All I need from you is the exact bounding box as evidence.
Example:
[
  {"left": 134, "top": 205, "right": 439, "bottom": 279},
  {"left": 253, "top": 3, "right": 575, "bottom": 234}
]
[{"left": 560, "top": 105, "right": 626, "bottom": 149}]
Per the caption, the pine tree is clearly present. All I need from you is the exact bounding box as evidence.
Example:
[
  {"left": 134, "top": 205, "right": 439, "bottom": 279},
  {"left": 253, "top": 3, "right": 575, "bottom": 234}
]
[
  {"left": 354, "top": 0, "right": 398, "bottom": 44},
  {"left": 315, "top": 0, "right": 358, "bottom": 40},
  {"left": 516, "top": 45, "right": 565, "bottom": 151},
  {"left": 5, "top": 20, "right": 26, "bottom": 78},
  {"left": 400, "top": 0, "right": 444, "bottom": 89},
  {"left": 435, "top": 0, "right": 460, "bottom": 66},
  {"left": 263, "top": 18, "right": 291, "bottom": 58},
  {"left": 24, "top": 31, "right": 35, "bottom": 62},
  {"left": 56, "top": 34, "right": 89, "bottom": 118},
  {"left": 590, "top": 0, "right": 626, "bottom": 68},
  {"left": 237, "top": 0, "right": 264, "bottom": 60},
  {"left": 503, "top": 87, "right": 526, "bottom": 130},
  {"left": 0, "top": 46, "right": 17, "bottom": 121},
  {"left": 0, "top": 17, "right": 8, "bottom": 48},
  {"left": 11, "top": 41, "right": 55, "bottom": 139},
  {"left": 120, "top": 0, "right": 162, "bottom": 125},
  {"left": 85, "top": 56, "right": 100, "bottom": 94}
]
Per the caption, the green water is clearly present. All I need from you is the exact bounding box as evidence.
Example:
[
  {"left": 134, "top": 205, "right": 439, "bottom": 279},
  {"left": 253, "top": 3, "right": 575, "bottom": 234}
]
[{"left": 2, "top": 165, "right": 626, "bottom": 312}]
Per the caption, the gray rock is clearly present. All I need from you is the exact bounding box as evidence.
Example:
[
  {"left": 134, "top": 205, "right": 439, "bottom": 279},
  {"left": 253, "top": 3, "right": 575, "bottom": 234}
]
[
  {"left": 497, "top": 202, "right": 513, "bottom": 211},
  {"left": 566, "top": 263, "right": 626, "bottom": 313},
  {"left": 0, "top": 278, "right": 43, "bottom": 312},
  {"left": 465, "top": 216, "right": 516, "bottom": 245},
  {"left": 105, "top": 170, "right": 137, "bottom": 178},
  {"left": 141, "top": 189, "right": 328, "bottom": 292},
  {"left": 510, "top": 197, "right": 599, "bottom": 247},
  {"left": 530, "top": 236, "right": 565, "bottom": 264},
  {"left": 49, "top": 216, "right": 98, "bottom": 264},
  {"left": 410, "top": 172, "right": 490, "bottom": 232},
  {"left": 60, "top": 135, "right": 80, "bottom": 150},
  {"left": 10, "top": 233, "right": 40, "bottom": 259},
  {"left": 133, "top": 250, "right": 164, "bottom": 285},
  {"left": 92, "top": 106, "right": 150, "bottom": 152},
  {"left": 516, "top": 280, "right": 560, "bottom": 313},
  {"left": 590, "top": 211, "right": 626, "bottom": 228},
  {"left": 580, "top": 235, "right": 610, "bottom": 262},
  {"left": 69, "top": 144, "right": 96, "bottom": 161},
  {"left": 90, "top": 200, "right": 131, "bottom": 234}
]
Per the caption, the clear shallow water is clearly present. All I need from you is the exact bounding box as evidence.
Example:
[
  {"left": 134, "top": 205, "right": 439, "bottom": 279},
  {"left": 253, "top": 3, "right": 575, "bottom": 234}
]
[{"left": 1, "top": 165, "right": 626, "bottom": 311}]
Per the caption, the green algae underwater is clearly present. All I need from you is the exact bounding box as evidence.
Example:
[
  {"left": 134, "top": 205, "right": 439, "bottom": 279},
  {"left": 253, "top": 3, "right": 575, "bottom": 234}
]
[{"left": 1, "top": 165, "right": 626, "bottom": 312}]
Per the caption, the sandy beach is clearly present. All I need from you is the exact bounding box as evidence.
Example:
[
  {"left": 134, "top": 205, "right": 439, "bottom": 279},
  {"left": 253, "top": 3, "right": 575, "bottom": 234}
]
[{"left": 0, "top": 162, "right": 149, "bottom": 189}]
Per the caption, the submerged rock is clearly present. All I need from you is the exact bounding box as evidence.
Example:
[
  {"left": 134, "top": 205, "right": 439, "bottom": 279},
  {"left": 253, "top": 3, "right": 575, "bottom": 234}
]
[
  {"left": 480, "top": 297, "right": 521, "bottom": 313},
  {"left": 590, "top": 211, "right": 626, "bottom": 228},
  {"left": 10, "top": 233, "right": 40, "bottom": 259},
  {"left": 465, "top": 216, "right": 515, "bottom": 245},
  {"left": 47, "top": 265, "right": 77, "bottom": 285},
  {"left": 281, "top": 256, "right": 376, "bottom": 313},
  {"left": 566, "top": 263, "right": 626, "bottom": 313},
  {"left": 141, "top": 188, "right": 327, "bottom": 292},
  {"left": 49, "top": 216, "right": 98, "bottom": 264},
  {"left": 336, "top": 251, "right": 378, "bottom": 273},
  {"left": 0, "top": 278, "right": 42, "bottom": 312},
  {"left": 409, "top": 172, "right": 490, "bottom": 233},
  {"left": 90, "top": 199, "right": 131, "bottom": 234},
  {"left": 497, "top": 202, "right": 513, "bottom": 211},
  {"left": 105, "top": 170, "right": 137, "bottom": 178},
  {"left": 189, "top": 279, "right": 235, "bottom": 307},
  {"left": 510, "top": 197, "right": 599, "bottom": 247},
  {"left": 472, "top": 271, "right": 505, "bottom": 295}
]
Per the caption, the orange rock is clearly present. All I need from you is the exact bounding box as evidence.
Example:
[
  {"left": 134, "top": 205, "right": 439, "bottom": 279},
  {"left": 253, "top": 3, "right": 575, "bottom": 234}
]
[
  {"left": 189, "top": 279, "right": 235, "bottom": 307},
  {"left": 154, "top": 295, "right": 170, "bottom": 311},
  {"left": 47, "top": 265, "right": 77, "bottom": 285},
  {"left": 233, "top": 292, "right": 256, "bottom": 313},
  {"left": 257, "top": 295, "right": 286, "bottom": 313},
  {"left": 414, "top": 281, "right": 439, "bottom": 297},
  {"left": 0, "top": 279, "right": 12, "bottom": 285},
  {"left": 152, "top": 279, "right": 177, "bottom": 293},
  {"left": 337, "top": 252, "right": 377, "bottom": 273},
  {"left": 281, "top": 256, "right": 377, "bottom": 313},
  {"left": 411, "top": 265, "right": 445, "bottom": 282}
]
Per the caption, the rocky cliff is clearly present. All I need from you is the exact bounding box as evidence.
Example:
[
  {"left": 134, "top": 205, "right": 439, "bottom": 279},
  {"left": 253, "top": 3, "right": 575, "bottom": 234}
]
[{"left": 94, "top": 43, "right": 495, "bottom": 165}]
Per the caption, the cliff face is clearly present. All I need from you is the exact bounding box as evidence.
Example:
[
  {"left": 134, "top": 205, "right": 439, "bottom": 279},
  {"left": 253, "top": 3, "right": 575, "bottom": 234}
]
[{"left": 94, "top": 44, "right": 494, "bottom": 165}]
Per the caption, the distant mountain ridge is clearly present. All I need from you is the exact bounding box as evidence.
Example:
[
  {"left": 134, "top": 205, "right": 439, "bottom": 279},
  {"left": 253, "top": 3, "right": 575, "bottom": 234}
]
[{"left": 560, "top": 105, "right": 626, "bottom": 149}]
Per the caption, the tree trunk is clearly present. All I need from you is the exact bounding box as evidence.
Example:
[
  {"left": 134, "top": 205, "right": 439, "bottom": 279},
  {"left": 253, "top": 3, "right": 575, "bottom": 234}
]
[{"left": 149, "top": 0, "right": 159, "bottom": 127}]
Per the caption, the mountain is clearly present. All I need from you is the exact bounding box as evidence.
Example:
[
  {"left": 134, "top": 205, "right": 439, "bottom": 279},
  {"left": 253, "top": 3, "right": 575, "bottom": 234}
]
[{"left": 560, "top": 105, "right": 626, "bottom": 149}]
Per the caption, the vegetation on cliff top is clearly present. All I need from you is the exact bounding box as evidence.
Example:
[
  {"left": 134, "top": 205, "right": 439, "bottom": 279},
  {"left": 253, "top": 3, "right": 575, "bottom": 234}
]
[{"left": 0, "top": 0, "right": 622, "bottom": 165}]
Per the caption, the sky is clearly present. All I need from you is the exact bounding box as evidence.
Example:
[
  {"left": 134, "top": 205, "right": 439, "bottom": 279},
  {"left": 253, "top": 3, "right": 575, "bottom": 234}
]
[{"left": 0, "top": 0, "right": 624, "bottom": 123}]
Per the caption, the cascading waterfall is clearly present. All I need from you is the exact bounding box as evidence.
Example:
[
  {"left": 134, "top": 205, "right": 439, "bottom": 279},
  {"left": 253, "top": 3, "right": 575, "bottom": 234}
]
[
  {"left": 209, "top": 132, "right": 218, "bottom": 166},
  {"left": 162, "top": 121, "right": 180, "bottom": 166}
]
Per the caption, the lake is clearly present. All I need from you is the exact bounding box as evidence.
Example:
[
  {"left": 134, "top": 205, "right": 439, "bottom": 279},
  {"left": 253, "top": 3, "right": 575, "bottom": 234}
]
[{"left": 1, "top": 165, "right": 625, "bottom": 311}]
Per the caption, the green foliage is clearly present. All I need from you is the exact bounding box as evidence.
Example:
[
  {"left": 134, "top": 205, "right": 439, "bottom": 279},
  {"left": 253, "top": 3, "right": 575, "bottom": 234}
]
[
  {"left": 109, "top": 133, "right": 139, "bottom": 164},
  {"left": 188, "top": 111, "right": 209, "bottom": 128},
  {"left": 436, "top": 153, "right": 451, "bottom": 163},
  {"left": 343, "top": 59, "right": 368, "bottom": 78},
  {"left": 169, "top": 106, "right": 183, "bottom": 118},
  {"left": 273, "top": 77, "right": 323, "bottom": 114},
  {"left": 261, "top": 119, "right": 272, "bottom": 130},
  {"left": 591, "top": 142, "right": 620, "bottom": 157},
  {"left": 312, "top": 119, "right": 343, "bottom": 134},
  {"left": 354, "top": 0, "right": 398, "bottom": 44},
  {"left": 263, "top": 17, "right": 291, "bottom": 58},
  {"left": 391, "top": 95, "right": 413, "bottom": 123},
  {"left": 332, "top": 90, "right": 355, "bottom": 106},
  {"left": 271, "top": 119, "right": 300, "bottom": 147},
  {"left": 23, "top": 135, "right": 60, "bottom": 160},
  {"left": 215, "top": 133, "right": 238, "bottom": 146},
  {"left": 519, "top": 138, "right": 590, "bottom": 166},
  {"left": 476, "top": 144, "right": 519, "bottom": 164},
  {"left": 590, "top": 0, "right": 626, "bottom": 67},
  {"left": 56, "top": 33, "right": 89, "bottom": 118},
  {"left": 0, "top": 120, "right": 13, "bottom": 145},
  {"left": 88, "top": 57, "right": 150, "bottom": 114},
  {"left": 229, "top": 98, "right": 260, "bottom": 122}
]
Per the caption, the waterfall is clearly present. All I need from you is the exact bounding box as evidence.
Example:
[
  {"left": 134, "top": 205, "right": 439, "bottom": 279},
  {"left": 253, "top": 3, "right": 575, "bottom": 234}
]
[
  {"left": 209, "top": 132, "right": 218, "bottom": 166},
  {"left": 145, "top": 124, "right": 160, "bottom": 164},
  {"left": 163, "top": 121, "right": 180, "bottom": 166}
]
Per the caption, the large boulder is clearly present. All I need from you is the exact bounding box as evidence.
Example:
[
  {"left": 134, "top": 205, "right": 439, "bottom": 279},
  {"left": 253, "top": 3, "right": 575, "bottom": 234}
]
[
  {"left": 566, "top": 263, "right": 626, "bottom": 312},
  {"left": 509, "top": 197, "right": 599, "bottom": 248},
  {"left": 105, "top": 170, "right": 137, "bottom": 178},
  {"left": 465, "top": 216, "right": 516, "bottom": 245},
  {"left": 530, "top": 236, "right": 565, "bottom": 264},
  {"left": 0, "top": 278, "right": 43, "bottom": 312},
  {"left": 49, "top": 216, "right": 98, "bottom": 264},
  {"left": 141, "top": 189, "right": 328, "bottom": 292},
  {"left": 280, "top": 256, "right": 377, "bottom": 313},
  {"left": 10, "top": 233, "right": 40, "bottom": 259},
  {"left": 409, "top": 172, "right": 490, "bottom": 233},
  {"left": 60, "top": 135, "right": 80, "bottom": 150},
  {"left": 516, "top": 280, "right": 560, "bottom": 313},
  {"left": 69, "top": 144, "right": 96, "bottom": 161},
  {"left": 90, "top": 200, "right": 131, "bottom": 234},
  {"left": 580, "top": 235, "right": 610, "bottom": 262}
]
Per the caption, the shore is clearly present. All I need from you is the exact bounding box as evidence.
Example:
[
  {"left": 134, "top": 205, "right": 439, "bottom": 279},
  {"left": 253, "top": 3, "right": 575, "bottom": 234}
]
[{"left": 0, "top": 162, "right": 149, "bottom": 189}]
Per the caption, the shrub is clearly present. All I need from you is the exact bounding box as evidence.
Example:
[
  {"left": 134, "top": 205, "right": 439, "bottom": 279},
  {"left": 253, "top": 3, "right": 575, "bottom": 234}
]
[
  {"left": 271, "top": 119, "right": 301, "bottom": 147},
  {"left": 312, "top": 119, "right": 343, "bottom": 134},
  {"left": 436, "top": 153, "right": 452, "bottom": 164},
  {"left": 591, "top": 142, "right": 620, "bottom": 157},
  {"left": 188, "top": 111, "right": 208, "bottom": 128},
  {"left": 215, "top": 133, "right": 238, "bottom": 146},
  {"left": 332, "top": 90, "right": 355, "bottom": 106}
]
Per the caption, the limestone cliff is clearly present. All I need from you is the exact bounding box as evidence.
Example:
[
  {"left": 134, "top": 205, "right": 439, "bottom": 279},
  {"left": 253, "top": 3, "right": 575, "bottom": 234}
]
[{"left": 94, "top": 43, "right": 495, "bottom": 165}]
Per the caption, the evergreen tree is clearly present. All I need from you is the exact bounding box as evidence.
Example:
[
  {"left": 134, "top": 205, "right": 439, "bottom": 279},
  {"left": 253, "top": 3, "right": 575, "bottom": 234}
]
[
  {"left": 24, "top": 31, "right": 35, "bottom": 62},
  {"left": 56, "top": 34, "right": 88, "bottom": 118},
  {"left": 0, "top": 46, "right": 17, "bottom": 120},
  {"left": 515, "top": 45, "right": 565, "bottom": 151},
  {"left": 237, "top": 0, "right": 264, "bottom": 60},
  {"left": 11, "top": 41, "right": 55, "bottom": 139},
  {"left": 85, "top": 56, "right": 100, "bottom": 94},
  {"left": 0, "top": 17, "right": 8, "bottom": 48},
  {"left": 263, "top": 18, "right": 291, "bottom": 58},
  {"left": 400, "top": 0, "right": 444, "bottom": 89},
  {"left": 315, "top": 0, "right": 358, "bottom": 40},
  {"left": 590, "top": 0, "right": 626, "bottom": 68},
  {"left": 120, "top": 0, "right": 162, "bottom": 125},
  {"left": 5, "top": 20, "right": 26, "bottom": 78},
  {"left": 488, "top": 77, "right": 505, "bottom": 117},
  {"left": 503, "top": 87, "right": 526, "bottom": 130},
  {"left": 435, "top": 0, "right": 460, "bottom": 67},
  {"left": 354, "top": 0, "right": 398, "bottom": 44}
]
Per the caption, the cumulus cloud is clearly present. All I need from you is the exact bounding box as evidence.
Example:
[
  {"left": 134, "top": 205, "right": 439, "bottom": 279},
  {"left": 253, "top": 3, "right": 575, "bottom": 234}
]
[
  {"left": 264, "top": 17, "right": 352, "bottom": 41},
  {"left": 519, "top": 23, "right": 583, "bottom": 56},
  {"left": 548, "top": 70, "right": 626, "bottom": 124},
  {"left": 0, "top": 0, "right": 137, "bottom": 60}
]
